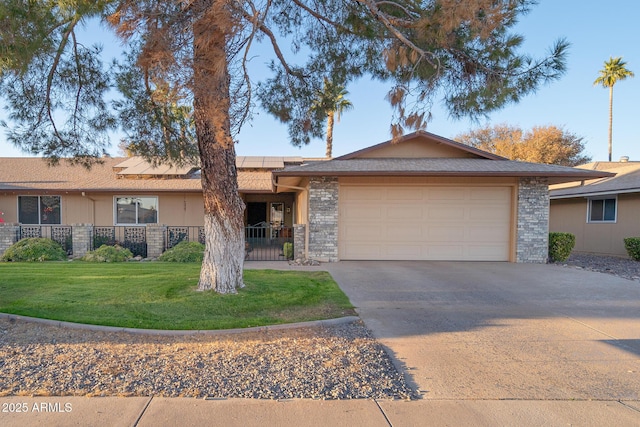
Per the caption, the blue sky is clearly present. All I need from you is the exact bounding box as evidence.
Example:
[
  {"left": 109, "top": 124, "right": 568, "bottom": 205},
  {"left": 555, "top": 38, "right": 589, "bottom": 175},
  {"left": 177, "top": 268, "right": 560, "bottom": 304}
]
[{"left": 2, "top": 1, "right": 638, "bottom": 162}]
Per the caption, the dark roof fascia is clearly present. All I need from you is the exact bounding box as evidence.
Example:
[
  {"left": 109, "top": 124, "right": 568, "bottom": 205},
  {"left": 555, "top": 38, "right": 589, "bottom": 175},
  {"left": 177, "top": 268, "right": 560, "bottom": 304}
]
[
  {"left": 274, "top": 170, "right": 611, "bottom": 179},
  {"left": 334, "top": 130, "right": 507, "bottom": 161},
  {"left": 550, "top": 187, "right": 640, "bottom": 199}
]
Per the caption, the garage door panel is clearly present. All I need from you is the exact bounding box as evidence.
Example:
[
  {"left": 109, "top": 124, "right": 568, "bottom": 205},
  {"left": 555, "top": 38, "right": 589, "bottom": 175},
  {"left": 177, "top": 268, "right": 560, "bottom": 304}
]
[
  {"left": 424, "top": 244, "right": 464, "bottom": 259},
  {"left": 427, "top": 226, "right": 465, "bottom": 241},
  {"left": 342, "top": 205, "right": 382, "bottom": 221},
  {"left": 340, "top": 185, "right": 512, "bottom": 261},
  {"left": 428, "top": 206, "right": 466, "bottom": 221},
  {"left": 465, "top": 244, "right": 509, "bottom": 260},
  {"left": 388, "top": 188, "right": 424, "bottom": 201},
  {"left": 387, "top": 206, "right": 423, "bottom": 220},
  {"left": 467, "top": 226, "right": 510, "bottom": 241},
  {"left": 342, "top": 186, "right": 384, "bottom": 200},
  {"left": 385, "top": 225, "right": 424, "bottom": 241},
  {"left": 429, "top": 188, "right": 466, "bottom": 200}
]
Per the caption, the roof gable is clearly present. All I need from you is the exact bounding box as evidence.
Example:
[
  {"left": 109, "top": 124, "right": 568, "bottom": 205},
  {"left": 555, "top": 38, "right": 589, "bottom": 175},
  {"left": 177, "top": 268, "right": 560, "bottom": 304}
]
[{"left": 336, "top": 131, "right": 505, "bottom": 160}]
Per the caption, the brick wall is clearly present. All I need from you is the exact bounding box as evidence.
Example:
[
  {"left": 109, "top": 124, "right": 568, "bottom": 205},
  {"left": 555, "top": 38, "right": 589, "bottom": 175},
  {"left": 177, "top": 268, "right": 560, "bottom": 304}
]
[
  {"left": 516, "top": 177, "right": 549, "bottom": 263},
  {"left": 307, "top": 177, "right": 339, "bottom": 262}
]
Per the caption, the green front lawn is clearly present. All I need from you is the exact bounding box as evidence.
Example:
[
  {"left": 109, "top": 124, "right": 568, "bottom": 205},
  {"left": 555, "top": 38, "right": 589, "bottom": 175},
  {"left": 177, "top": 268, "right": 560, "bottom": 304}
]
[{"left": 0, "top": 263, "right": 355, "bottom": 330}]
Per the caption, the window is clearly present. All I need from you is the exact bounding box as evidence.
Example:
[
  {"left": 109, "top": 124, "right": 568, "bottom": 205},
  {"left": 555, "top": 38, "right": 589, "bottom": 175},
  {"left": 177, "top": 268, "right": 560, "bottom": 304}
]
[
  {"left": 18, "top": 196, "right": 61, "bottom": 224},
  {"left": 588, "top": 198, "right": 616, "bottom": 222},
  {"left": 115, "top": 196, "right": 158, "bottom": 225}
]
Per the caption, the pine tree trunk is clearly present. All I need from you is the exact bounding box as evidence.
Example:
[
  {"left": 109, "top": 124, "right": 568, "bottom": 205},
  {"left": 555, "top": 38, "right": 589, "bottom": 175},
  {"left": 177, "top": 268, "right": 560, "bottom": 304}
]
[
  {"left": 193, "top": 3, "right": 245, "bottom": 293},
  {"left": 326, "top": 111, "right": 334, "bottom": 158}
]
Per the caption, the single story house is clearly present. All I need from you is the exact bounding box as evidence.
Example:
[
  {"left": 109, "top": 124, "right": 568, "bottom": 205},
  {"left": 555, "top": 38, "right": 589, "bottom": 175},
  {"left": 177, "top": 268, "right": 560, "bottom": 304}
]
[
  {"left": 550, "top": 159, "right": 640, "bottom": 257},
  {"left": 0, "top": 131, "right": 609, "bottom": 262}
]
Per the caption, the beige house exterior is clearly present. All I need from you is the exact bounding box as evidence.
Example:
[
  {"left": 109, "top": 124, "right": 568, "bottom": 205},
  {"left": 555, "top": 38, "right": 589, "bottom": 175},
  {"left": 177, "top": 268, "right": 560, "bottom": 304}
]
[
  {"left": 550, "top": 161, "right": 640, "bottom": 257},
  {"left": 274, "top": 131, "right": 609, "bottom": 262},
  {"left": 1, "top": 131, "right": 609, "bottom": 262},
  {"left": 0, "top": 156, "right": 300, "bottom": 228}
]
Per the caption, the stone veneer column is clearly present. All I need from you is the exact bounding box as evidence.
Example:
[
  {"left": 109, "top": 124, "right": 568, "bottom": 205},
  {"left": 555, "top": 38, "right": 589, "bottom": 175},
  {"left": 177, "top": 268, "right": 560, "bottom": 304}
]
[
  {"left": 146, "top": 224, "right": 166, "bottom": 259},
  {"left": 0, "top": 223, "right": 20, "bottom": 257},
  {"left": 293, "top": 224, "right": 306, "bottom": 260},
  {"left": 71, "top": 224, "right": 93, "bottom": 258},
  {"left": 516, "top": 177, "right": 549, "bottom": 263},
  {"left": 308, "top": 177, "right": 339, "bottom": 262}
]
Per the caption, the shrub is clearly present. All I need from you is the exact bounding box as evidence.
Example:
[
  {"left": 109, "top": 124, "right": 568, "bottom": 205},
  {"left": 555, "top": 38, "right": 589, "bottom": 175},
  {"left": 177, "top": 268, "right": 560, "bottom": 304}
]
[
  {"left": 158, "top": 241, "right": 205, "bottom": 262},
  {"left": 548, "top": 232, "right": 575, "bottom": 262},
  {"left": 283, "top": 242, "right": 293, "bottom": 260},
  {"left": 624, "top": 237, "right": 640, "bottom": 261},
  {"left": 1, "top": 238, "right": 67, "bottom": 262},
  {"left": 82, "top": 245, "right": 133, "bottom": 262}
]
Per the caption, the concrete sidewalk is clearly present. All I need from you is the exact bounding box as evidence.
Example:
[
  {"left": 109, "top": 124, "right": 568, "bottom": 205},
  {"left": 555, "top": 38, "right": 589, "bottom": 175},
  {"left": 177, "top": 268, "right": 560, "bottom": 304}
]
[{"left": 1, "top": 396, "right": 639, "bottom": 427}]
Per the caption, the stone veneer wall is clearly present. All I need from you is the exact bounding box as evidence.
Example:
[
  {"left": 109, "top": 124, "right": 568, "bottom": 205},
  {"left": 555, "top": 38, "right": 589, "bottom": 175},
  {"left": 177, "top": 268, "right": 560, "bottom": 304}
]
[
  {"left": 71, "top": 224, "right": 93, "bottom": 258},
  {"left": 516, "top": 177, "right": 549, "bottom": 263},
  {"left": 307, "top": 177, "right": 339, "bottom": 262},
  {"left": 293, "top": 224, "right": 306, "bottom": 260},
  {"left": 0, "top": 223, "right": 19, "bottom": 257}
]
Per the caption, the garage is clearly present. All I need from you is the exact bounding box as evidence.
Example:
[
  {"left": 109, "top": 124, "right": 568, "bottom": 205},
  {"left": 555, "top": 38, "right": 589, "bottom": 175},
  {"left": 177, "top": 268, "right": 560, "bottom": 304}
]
[{"left": 339, "top": 184, "right": 513, "bottom": 261}]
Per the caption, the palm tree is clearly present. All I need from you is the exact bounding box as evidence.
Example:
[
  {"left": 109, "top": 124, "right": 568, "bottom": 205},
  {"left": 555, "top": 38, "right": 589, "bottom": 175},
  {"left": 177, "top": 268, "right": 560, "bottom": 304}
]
[
  {"left": 311, "top": 78, "right": 353, "bottom": 158},
  {"left": 594, "top": 57, "right": 634, "bottom": 161}
]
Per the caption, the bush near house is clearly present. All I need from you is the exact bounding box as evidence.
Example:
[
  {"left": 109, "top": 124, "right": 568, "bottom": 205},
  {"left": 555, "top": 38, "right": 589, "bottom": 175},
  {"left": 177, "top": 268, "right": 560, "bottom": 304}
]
[
  {"left": 1, "top": 238, "right": 68, "bottom": 262},
  {"left": 81, "top": 245, "right": 133, "bottom": 262},
  {"left": 158, "top": 241, "right": 205, "bottom": 262},
  {"left": 283, "top": 242, "right": 293, "bottom": 260},
  {"left": 623, "top": 237, "right": 640, "bottom": 261},
  {"left": 548, "top": 232, "right": 575, "bottom": 262}
]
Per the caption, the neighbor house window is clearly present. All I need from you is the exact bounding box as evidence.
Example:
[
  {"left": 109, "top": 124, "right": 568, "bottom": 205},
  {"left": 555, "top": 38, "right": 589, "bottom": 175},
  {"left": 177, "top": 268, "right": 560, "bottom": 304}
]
[
  {"left": 18, "top": 196, "right": 61, "bottom": 224},
  {"left": 588, "top": 197, "right": 616, "bottom": 223},
  {"left": 115, "top": 196, "right": 158, "bottom": 225}
]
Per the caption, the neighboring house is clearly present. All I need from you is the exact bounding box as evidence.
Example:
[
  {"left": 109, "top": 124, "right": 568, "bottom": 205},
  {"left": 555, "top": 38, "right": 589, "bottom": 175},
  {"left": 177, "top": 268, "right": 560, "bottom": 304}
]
[
  {"left": 550, "top": 160, "right": 640, "bottom": 257},
  {"left": 0, "top": 155, "right": 303, "bottom": 229},
  {"left": 0, "top": 131, "right": 608, "bottom": 262}
]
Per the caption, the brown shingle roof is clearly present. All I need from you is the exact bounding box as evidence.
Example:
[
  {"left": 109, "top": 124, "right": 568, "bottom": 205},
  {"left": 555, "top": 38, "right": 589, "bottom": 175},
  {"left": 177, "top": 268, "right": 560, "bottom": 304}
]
[
  {"left": 0, "top": 158, "right": 273, "bottom": 193},
  {"left": 550, "top": 161, "right": 640, "bottom": 198},
  {"left": 274, "top": 158, "right": 613, "bottom": 184}
]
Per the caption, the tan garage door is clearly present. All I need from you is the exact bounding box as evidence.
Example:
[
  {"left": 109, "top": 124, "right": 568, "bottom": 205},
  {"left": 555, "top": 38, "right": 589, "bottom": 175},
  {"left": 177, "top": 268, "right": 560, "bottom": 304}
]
[{"left": 339, "top": 185, "right": 512, "bottom": 261}]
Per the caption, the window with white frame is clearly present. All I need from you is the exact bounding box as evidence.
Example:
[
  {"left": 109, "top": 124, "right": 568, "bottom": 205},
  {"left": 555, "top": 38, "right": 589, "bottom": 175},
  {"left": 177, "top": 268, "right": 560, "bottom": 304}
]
[
  {"left": 18, "top": 195, "right": 61, "bottom": 224},
  {"left": 115, "top": 196, "right": 158, "bottom": 225},
  {"left": 588, "top": 197, "right": 617, "bottom": 223}
]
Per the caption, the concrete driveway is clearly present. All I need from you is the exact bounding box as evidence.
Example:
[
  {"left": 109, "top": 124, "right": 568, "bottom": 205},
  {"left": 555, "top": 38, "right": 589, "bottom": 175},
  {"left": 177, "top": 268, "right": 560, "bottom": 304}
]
[{"left": 325, "top": 261, "right": 640, "bottom": 401}]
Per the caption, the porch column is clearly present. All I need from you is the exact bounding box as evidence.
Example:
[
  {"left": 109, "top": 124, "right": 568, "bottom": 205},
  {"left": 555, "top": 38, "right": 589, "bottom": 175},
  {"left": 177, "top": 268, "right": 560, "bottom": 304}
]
[
  {"left": 516, "top": 177, "right": 549, "bottom": 263},
  {"left": 308, "top": 177, "right": 339, "bottom": 262},
  {"left": 0, "top": 223, "right": 20, "bottom": 258},
  {"left": 146, "top": 224, "right": 167, "bottom": 259},
  {"left": 71, "top": 224, "right": 93, "bottom": 258},
  {"left": 293, "top": 224, "right": 306, "bottom": 260}
]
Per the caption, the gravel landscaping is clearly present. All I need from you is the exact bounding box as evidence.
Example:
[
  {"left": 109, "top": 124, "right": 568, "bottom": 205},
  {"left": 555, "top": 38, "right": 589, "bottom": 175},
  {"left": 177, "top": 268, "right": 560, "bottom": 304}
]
[
  {"left": 0, "top": 318, "right": 416, "bottom": 400},
  {"left": 556, "top": 253, "right": 640, "bottom": 282}
]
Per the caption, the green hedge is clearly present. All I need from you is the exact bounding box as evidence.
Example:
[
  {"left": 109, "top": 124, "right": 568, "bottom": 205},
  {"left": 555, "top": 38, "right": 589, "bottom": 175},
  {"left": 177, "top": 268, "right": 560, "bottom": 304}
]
[
  {"left": 623, "top": 237, "right": 640, "bottom": 261},
  {"left": 1, "top": 238, "right": 68, "bottom": 262},
  {"left": 548, "top": 232, "right": 575, "bottom": 262},
  {"left": 158, "top": 241, "right": 205, "bottom": 262},
  {"left": 81, "top": 245, "right": 133, "bottom": 262}
]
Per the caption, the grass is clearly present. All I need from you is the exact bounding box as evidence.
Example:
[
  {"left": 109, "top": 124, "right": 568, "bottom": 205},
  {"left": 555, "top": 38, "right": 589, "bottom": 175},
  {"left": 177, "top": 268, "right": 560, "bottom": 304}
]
[{"left": 0, "top": 262, "right": 355, "bottom": 330}]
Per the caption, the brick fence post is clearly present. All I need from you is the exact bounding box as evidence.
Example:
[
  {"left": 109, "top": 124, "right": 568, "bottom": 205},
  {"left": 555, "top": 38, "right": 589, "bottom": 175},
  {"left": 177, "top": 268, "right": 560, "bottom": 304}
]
[
  {"left": 293, "top": 224, "right": 306, "bottom": 260},
  {"left": 146, "top": 224, "right": 166, "bottom": 259},
  {"left": 0, "top": 223, "right": 20, "bottom": 257},
  {"left": 71, "top": 224, "right": 93, "bottom": 259}
]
